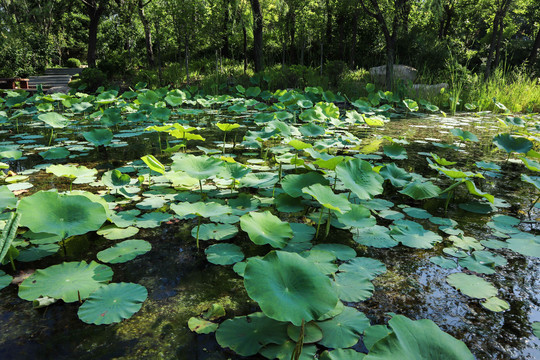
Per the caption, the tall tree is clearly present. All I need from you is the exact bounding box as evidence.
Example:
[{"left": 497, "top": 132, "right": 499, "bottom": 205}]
[
  {"left": 138, "top": 0, "right": 155, "bottom": 67},
  {"left": 484, "top": 0, "right": 513, "bottom": 79},
  {"left": 81, "top": 0, "right": 108, "bottom": 67},
  {"left": 250, "top": 0, "right": 263, "bottom": 72},
  {"left": 359, "top": 0, "right": 410, "bottom": 89}
]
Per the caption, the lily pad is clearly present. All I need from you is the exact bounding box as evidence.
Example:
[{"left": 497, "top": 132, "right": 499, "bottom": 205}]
[
  {"left": 0, "top": 270, "right": 12, "bottom": 290},
  {"left": 317, "top": 306, "right": 370, "bottom": 348},
  {"left": 399, "top": 180, "right": 441, "bottom": 200},
  {"left": 244, "top": 251, "right": 338, "bottom": 326},
  {"left": 446, "top": 273, "right": 497, "bottom": 299},
  {"left": 336, "top": 159, "right": 384, "bottom": 200},
  {"left": 97, "top": 225, "right": 139, "bottom": 240},
  {"left": 188, "top": 317, "right": 218, "bottom": 334},
  {"left": 194, "top": 223, "right": 238, "bottom": 241},
  {"left": 205, "top": 243, "right": 244, "bottom": 265},
  {"left": 83, "top": 128, "right": 114, "bottom": 146},
  {"left": 481, "top": 297, "right": 510, "bottom": 312},
  {"left": 493, "top": 133, "right": 533, "bottom": 154},
  {"left": 303, "top": 184, "right": 351, "bottom": 213},
  {"left": 390, "top": 220, "right": 442, "bottom": 249},
  {"left": 97, "top": 240, "right": 151, "bottom": 264},
  {"left": 334, "top": 272, "right": 374, "bottom": 302},
  {"left": 353, "top": 225, "right": 397, "bottom": 248},
  {"left": 260, "top": 341, "right": 317, "bottom": 360},
  {"left": 506, "top": 232, "right": 540, "bottom": 257},
  {"left": 78, "top": 283, "right": 147, "bottom": 325},
  {"left": 320, "top": 349, "right": 366, "bottom": 360},
  {"left": 39, "top": 147, "right": 70, "bottom": 160},
  {"left": 281, "top": 172, "right": 329, "bottom": 198},
  {"left": 240, "top": 211, "right": 292, "bottom": 248}
]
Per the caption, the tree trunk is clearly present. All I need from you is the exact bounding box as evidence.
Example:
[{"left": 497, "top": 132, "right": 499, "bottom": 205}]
[
  {"left": 138, "top": 0, "right": 155, "bottom": 68},
  {"left": 185, "top": 29, "right": 190, "bottom": 84},
  {"left": 243, "top": 24, "right": 247, "bottom": 74},
  {"left": 250, "top": 0, "right": 263, "bottom": 72},
  {"left": 494, "top": 17, "right": 504, "bottom": 70},
  {"left": 385, "top": 35, "right": 396, "bottom": 90},
  {"left": 485, "top": 0, "right": 512, "bottom": 80},
  {"left": 87, "top": 7, "right": 101, "bottom": 67},
  {"left": 222, "top": 0, "right": 230, "bottom": 58},
  {"left": 288, "top": 9, "right": 296, "bottom": 64},
  {"left": 325, "top": 0, "right": 332, "bottom": 48},
  {"left": 528, "top": 27, "right": 540, "bottom": 65},
  {"left": 349, "top": 7, "right": 359, "bottom": 68}
]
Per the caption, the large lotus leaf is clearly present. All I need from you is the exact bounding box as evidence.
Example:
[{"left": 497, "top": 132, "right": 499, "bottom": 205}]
[
  {"left": 336, "top": 204, "right": 375, "bottom": 228},
  {"left": 205, "top": 243, "right": 244, "bottom": 265},
  {"left": 430, "top": 256, "right": 457, "bottom": 269},
  {"left": 399, "top": 180, "right": 441, "bottom": 200},
  {"left": 493, "top": 134, "right": 533, "bottom": 154},
  {"left": 320, "top": 349, "right": 366, "bottom": 360},
  {"left": 506, "top": 232, "right": 540, "bottom": 257},
  {"left": 97, "top": 225, "right": 139, "bottom": 240},
  {"left": 171, "top": 201, "right": 230, "bottom": 218},
  {"left": 334, "top": 272, "right": 374, "bottom": 302},
  {"left": 287, "top": 322, "right": 323, "bottom": 343},
  {"left": 240, "top": 211, "right": 292, "bottom": 248},
  {"left": 260, "top": 341, "right": 317, "bottom": 360},
  {"left": 363, "top": 325, "right": 393, "bottom": 350},
  {"left": 39, "top": 147, "right": 70, "bottom": 160},
  {"left": 193, "top": 223, "right": 238, "bottom": 241},
  {"left": 281, "top": 172, "right": 329, "bottom": 198},
  {"left": 239, "top": 172, "right": 279, "bottom": 188},
  {"left": 521, "top": 174, "right": 540, "bottom": 190},
  {"left": 141, "top": 155, "right": 165, "bottom": 175},
  {"left": 450, "top": 128, "right": 478, "bottom": 142},
  {"left": 379, "top": 163, "right": 412, "bottom": 187},
  {"left": 317, "top": 306, "right": 370, "bottom": 348},
  {"left": 0, "top": 186, "right": 17, "bottom": 210},
  {"left": 97, "top": 240, "right": 151, "bottom": 264},
  {"left": 17, "top": 244, "right": 59, "bottom": 262},
  {"left": 338, "top": 257, "right": 387, "bottom": 279},
  {"left": 301, "top": 249, "right": 338, "bottom": 275},
  {"left": 18, "top": 191, "right": 107, "bottom": 238},
  {"left": 446, "top": 273, "right": 497, "bottom": 299},
  {"left": 78, "top": 283, "right": 147, "bottom": 325},
  {"left": 311, "top": 243, "right": 356, "bottom": 261},
  {"left": 364, "top": 315, "right": 474, "bottom": 360},
  {"left": 46, "top": 164, "right": 97, "bottom": 180},
  {"left": 383, "top": 144, "right": 407, "bottom": 160},
  {"left": 171, "top": 154, "right": 223, "bottom": 180},
  {"left": 299, "top": 122, "right": 325, "bottom": 137},
  {"left": 353, "top": 225, "right": 398, "bottom": 248},
  {"left": 390, "top": 220, "right": 442, "bottom": 249},
  {"left": 244, "top": 251, "right": 338, "bottom": 326},
  {"left": 83, "top": 128, "right": 114, "bottom": 146},
  {"left": 19, "top": 261, "right": 113, "bottom": 302},
  {"left": 0, "top": 270, "right": 12, "bottom": 290},
  {"left": 216, "top": 312, "right": 289, "bottom": 356},
  {"left": 336, "top": 159, "right": 383, "bottom": 200},
  {"left": 37, "top": 112, "right": 69, "bottom": 128},
  {"left": 402, "top": 207, "right": 432, "bottom": 219},
  {"left": 303, "top": 184, "right": 351, "bottom": 213}
]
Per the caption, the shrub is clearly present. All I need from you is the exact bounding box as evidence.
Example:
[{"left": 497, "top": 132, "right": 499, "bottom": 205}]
[
  {"left": 73, "top": 68, "right": 107, "bottom": 92},
  {"left": 65, "top": 58, "right": 81, "bottom": 68}
]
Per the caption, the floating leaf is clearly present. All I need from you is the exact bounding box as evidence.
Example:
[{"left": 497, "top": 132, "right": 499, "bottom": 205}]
[
  {"left": 205, "top": 243, "right": 244, "bottom": 265},
  {"left": 481, "top": 297, "right": 510, "bottom": 312},
  {"left": 83, "top": 128, "right": 114, "bottom": 146},
  {"left": 303, "top": 184, "right": 351, "bottom": 213},
  {"left": 188, "top": 317, "right": 218, "bottom": 334},
  {"left": 399, "top": 181, "right": 441, "bottom": 200},
  {"left": 317, "top": 306, "right": 370, "bottom": 348},
  {"left": 336, "top": 159, "right": 384, "bottom": 200},
  {"left": 493, "top": 133, "right": 533, "bottom": 154},
  {"left": 446, "top": 273, "right": 497, "bottom": 299},
  {"left": 97, "top": 240, "right": 151, "bottom": 264},
  {"left": 37, "top": 112, "right": 69, "bottom": 128}
]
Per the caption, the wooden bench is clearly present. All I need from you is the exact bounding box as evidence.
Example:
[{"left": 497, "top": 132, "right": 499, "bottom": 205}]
[{"left": 0, "top": 78, "right": 31, "bottom": 90}]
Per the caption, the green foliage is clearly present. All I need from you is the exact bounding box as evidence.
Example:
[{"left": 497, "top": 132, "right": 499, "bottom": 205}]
[{"left": 65, "top": 58, "right": 81, "bottom": 68}]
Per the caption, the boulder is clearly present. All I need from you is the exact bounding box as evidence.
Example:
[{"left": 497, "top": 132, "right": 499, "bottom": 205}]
[
  {"left": 409, "top": 83, "right": 448, "bottom": 98},
  {"left": 369, "top": 65, "right": 417, "bottom": 85}
]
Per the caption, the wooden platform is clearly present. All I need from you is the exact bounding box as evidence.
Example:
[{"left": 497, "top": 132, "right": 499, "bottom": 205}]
[{"left": 28, "top": 68, "right": 83, "bottom": 91}]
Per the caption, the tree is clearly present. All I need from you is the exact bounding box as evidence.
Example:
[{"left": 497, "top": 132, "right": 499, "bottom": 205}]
[
  {"left": 358, "top": 0, "right": 410, "bottom": 89},
  {"left": 138, "top": 0, "right": 155, "bottom": 67},
  {"left": 81, "top": 0, "right": 108, "bottom": 68},
  {"left": 250, "top": 0, "right": 263, "bottom": 72},
  {"left": 484, "top": 0, "right": 513, "bottom": 79}
]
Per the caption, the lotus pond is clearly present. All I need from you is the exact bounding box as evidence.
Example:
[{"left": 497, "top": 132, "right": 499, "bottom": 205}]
[{"left": 0, "top": 86, "right": 539, "bottom": 360}]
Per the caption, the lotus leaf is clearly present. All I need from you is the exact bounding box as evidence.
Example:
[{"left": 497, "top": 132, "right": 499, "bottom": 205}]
[
  {"left": 533, "top": 322, "right": 540, "bottom": 338},
  {"left": 19, "top": 261, "right": 113, "bottom": 302},
  {"left": 18, "top": 191, "right": 107, "bottom": 238},
  {"left": 299, "top": 123, "right": 325, "bottom": 137},
  {"left": 402, "top": 207, "right": 432, "bottom": 219},
  {"left": 239, "top": 172, "right": 279, "bottom": 188},
  {"left": 320, "top": 349, "right": 366, "bottom": 360},
  {"left": 521, "top": 174, "right": 540, "bottom": 190},
  {"left": 364, "top": 315, "right": 474, "bottom": 359},
  {"left": 383, "top": 144, "right": 407, "bottom": 160},
  {"left": 336, "top": 204, "right": 374, "bottom": 228},
  {"left": 188, "top": 317, "right": 218, "bottom": 334},
  {"left": 240, "top": 211, "right": 292, "bottom": 248},
  {"left": 83, "top": 128, "right": 113, "bottom": 146},
  {"left": 311, "top": 243, "right": 356, "bottom": 260},
  {"left": 481, "top": 297, "right": 509, "bottom": 312},
  {"left": 450, "top": 128, "right": 478, "bottom": 142},
  {"left": 191, "top": 223, "right": 237, "bottom": 241},
  {"left": 379, "top": 163, "right": 412, "bottom": 187},
  {"left": 78, "top": 283, "right": 147, "bottom": 325},
  {"left": 259, "top": 341, "right": 317, "bottom": 360},
  {"left": 303, "top": 184, "right": 351, "bottom": 213},
  {"left": 216, "top": 312, "right": 289, "bottom": 356},
  {"left": 171, "top": 201, "right": 230, "bottom": 218},
  {"left": 302, "top": 249, "right": 338, "bottom": 275},
  {"left": 449, "top": 235, "right": 483, "bottom": 251},
  {"left": 290, "top": 223, "right": 316, "bottom": 243},
  {"left": 493, "top": 133, "right": 533, "bottom": 154},
  {"left": 205, "top": 243, "right": 244, "bottom": 265},
  {"left": 37, "top": 112, "right": 69, "bottom": 128},
  {"left": 429, "top": 256, "right": 457, "bottom": 269},
  {"left": 97, "top": 240, "right": 151, "bottom": 264},
  {"left": 399, "top": 180, "right": 441, "bottom": 200},
  {"left": 97, "top": 225, "right": 139, "bottom": 240},
  {"left": 334, "top": 272, "right": 374, "bottom": 302},
  {"left": 335, "top": 159, "right": 384, "bottom": 200},
  {"left": 391, "top": 220, "right": 442, "bottom": 249},
  {"left": 446, "top": 273, "right": 497, "bottom": 299},
  {"left": 39, "top": 147, "right": 70, "bottom": 160},
  {"left": 363, "top": 325, "right": 392, "bottom": 350},
  {"left": 353, "top": 225, "right": 398, "bottom": 248},
  {"left": 17, "top": 244, "right": 60, "bottom": 262},
  {"left": 506, "top": 232, "right": 540, "bottom": 257},
  {"left": 339, "top": 257, "right": 387, "bottom": 279},
  {"left": 244, "top": 251, "right": 338, "bottom": 325},
  {"left": 46, "top": 164, "right": 97, "bottom": 181},
  {"left": 287, "top": 322, "right": 323, "bottom": 343},
  {"left": 281, "top": 172, "right": 329, "bottom": 198},
  {"left": 0, "top": 186, "right": 17, "bottom": 210},
  {"left": 317, "top": 306, "right": 370, "bottom": 348},
  {"left": 0, "top": 270, "right": 11, "bottom": 290}
]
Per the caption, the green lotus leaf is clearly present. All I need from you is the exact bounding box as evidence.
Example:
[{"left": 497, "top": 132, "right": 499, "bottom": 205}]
[
  {"left": 311, "top": 243, "right": 356, "bottom": 260},
  {"left": 336, "top": 204, "right": 374, "bottom": 228},
  {"left": 314, "top": 156, "right": 346, "bottom": 171},
  {"left": 205, "top": 243, "right": 244, "bottom": 265},
  {"left": 446, "top": 273, "right": 497, "bottom": 299},
  {"left": 97, "top": 225, "right": 139, "bottom": 240},
  {"left": 383, "top": 143, "right": 407, "bottom": 160},
  {"left": 431, "top": 152, "right": 457, "bottom": 166},
  {"left": 39, "top": 147, "right": 70, "bottom": 160},
  {"left": 240, "top": 211, "right": 292, "bottom": 248},
  {"left": 188, "top": 317, "right": 218, "bottom": 334},
  {"left": 533, "top": 322, "right": 540, "bottom": 338},
  {"left": 97, "top": 240, "right": 151, "bottom": 264},
  {"left": 17, "top": 244, "right": 60, "bottom": 262},
  {"left": 429, "top": 256, "right": 457, "bottom": 269},
  {"left": 216, "top": 312, "right": 289, "bottom": 356},
  {"left": 192, "top": 223, "right": 238, "bottom": 241},
  {"left": 216, "top": 122, "right": 241, "bottom": 132},
  {"left": 402, "top": 207, "right": 432, "bottom": 219},
  {"left": 141, "top": 155, "right": 165, "bottom": 175},
  {"left": 244, "top": 251, "right": 338, "bottom": 325},
  {"left": 260, "top": 340, "right": 317, "bottom": 360},
  {"left": 399, "top": 180, "right": 441, "bottom": 200},
  {"left": 316, "top": 306, "right": 370, "bottom": 348},
  {"left": 281, "top": 172, "right": 329, "bottom": 198},
  {"left": 0, "top": 270, "right": 12, "bottom": 290},
  {"left": 338, "top": 257, "right": 387, "bottom": 279},
  {"left": 364, "top": 315, "right": 474, "bottom": 360},
  {"left": 363, "top": 325, "right": 393, "bottom": 350},
  {"left": 110, "top": 210, "right": 141, "bottom": 228},
  {"left": 303, "top": 184, "right": 351, "bottom": 213},
  {"left": 493, "top": 133, "right": 533, "bottom": 154},
  {"left": 37, "top": 112, "right": 69, "bottom": 128},
  {"left": 403, "top": 99, "right": 419, "bottom": 112},
  {"left": 171, "top": 201, "right": 230, "bottom": 218},
  {"left": 458, "top": 250, "right": 506, "bottom": 274},
  {"left": 336, "top": 159, "right": 384, "bottom": 200},
  {"left": 0, "top": 186, "right": 17, "bottom": 210},
  {"left": 450, "top": 128, "right": 478, "bottom": 142},
  {"left": 390, "top": 220, "right": 442, "bottom": 249},
  {"left": 521, "top": 174, "right": 540, "bottom": 190},
  {"left": 0, "top": 149, "right": 22, "bottom": 160},
  {"left": 19, "top": 261, "right": 113, "bottom": 302},
  {"left": 219, "top": 162, "right": 251, "bottom": 180},
  {"left": 448, "top": 234, "right": 483, "bottom": 251},
  {"left": 301, "top": 249, "right": 338, "bottom": 275},
  {"left": 506, "top": 232, "right": 540, "bottom": 257},
  {"left": 287, "top": 322, "right": 323, "bottom": 343},
  {"left": 83, "top": 128, "right": 114, "bottom": 146},
  {"left": 481, "top": 296, "right": 510, "bottom": 312},
  {"left": 353, "top": 225, "right": 398, "bottom": 248},
  {"left": 229, "top": 193, "right": 261, "bottom": 215},
  {"left": 245, "top": 86, "right": 261, "bottom": 97},
  {"left": 320, "top": 349, "right": 366, "bottom": 360},
  {"left": 379, "top": 163, "right": 412, "bottom": 187},
  {"left": 46, "top": 164, "right": 97, "bottom": 181},
  {"left": 520, "top": 157, "right": 540, "bottom": 172},
  {"left": 77, "top": 283, "right": 147, "bottom": 325},
  {"left": 299, "top": 122, "right": 325, "bottom": 137},
  {"left": 463, "top": 180, "right": 494, "bottom": 203},
  {"left": 334, "top": 272, "right": 374, "bottom": 302},
  {"left": 18, "top": 191, "right": 108, "bottom": 238},
  {"left": 475, "top": 161, "right": 500, "bottom": 171},
  {"left": 239, "top": 172, "right": 279, "bottom": 188}
]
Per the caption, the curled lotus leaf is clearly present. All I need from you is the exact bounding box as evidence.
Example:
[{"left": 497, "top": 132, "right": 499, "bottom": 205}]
[
  {"left": 336, "top": 159, "right": 384, "bottom": 200},
  {"left": 240, "top": 211, "right": 292, "bottom": 248}
]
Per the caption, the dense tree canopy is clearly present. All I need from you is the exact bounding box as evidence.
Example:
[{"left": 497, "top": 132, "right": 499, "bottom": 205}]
[{"left": 0, "top": 0, "right": 538, "bottom": 84}]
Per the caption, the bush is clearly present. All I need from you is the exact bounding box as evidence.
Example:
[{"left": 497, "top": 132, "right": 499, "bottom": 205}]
[
  {"left": 325, "top": 60, "right": 348, "bottom": 86},
  {"left": 72, "top": 68, "right": 107, "bottom": 92},
  {"left": 65, "top": 58, "right": 81, "bottom": 68}
]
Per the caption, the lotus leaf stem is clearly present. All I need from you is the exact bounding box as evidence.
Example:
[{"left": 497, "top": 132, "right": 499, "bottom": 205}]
[
  {"left": 48, "top": 128, "right": 54, "bottom": 146},
  {"left": 315, "top": 209, "right": 324, "bottom": 239},
  {"left": 324, "top": 207, "right": 332, "bottom": 238},
  {"left": 196, "top": 216, "right": 201, "bottom": 249}
]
